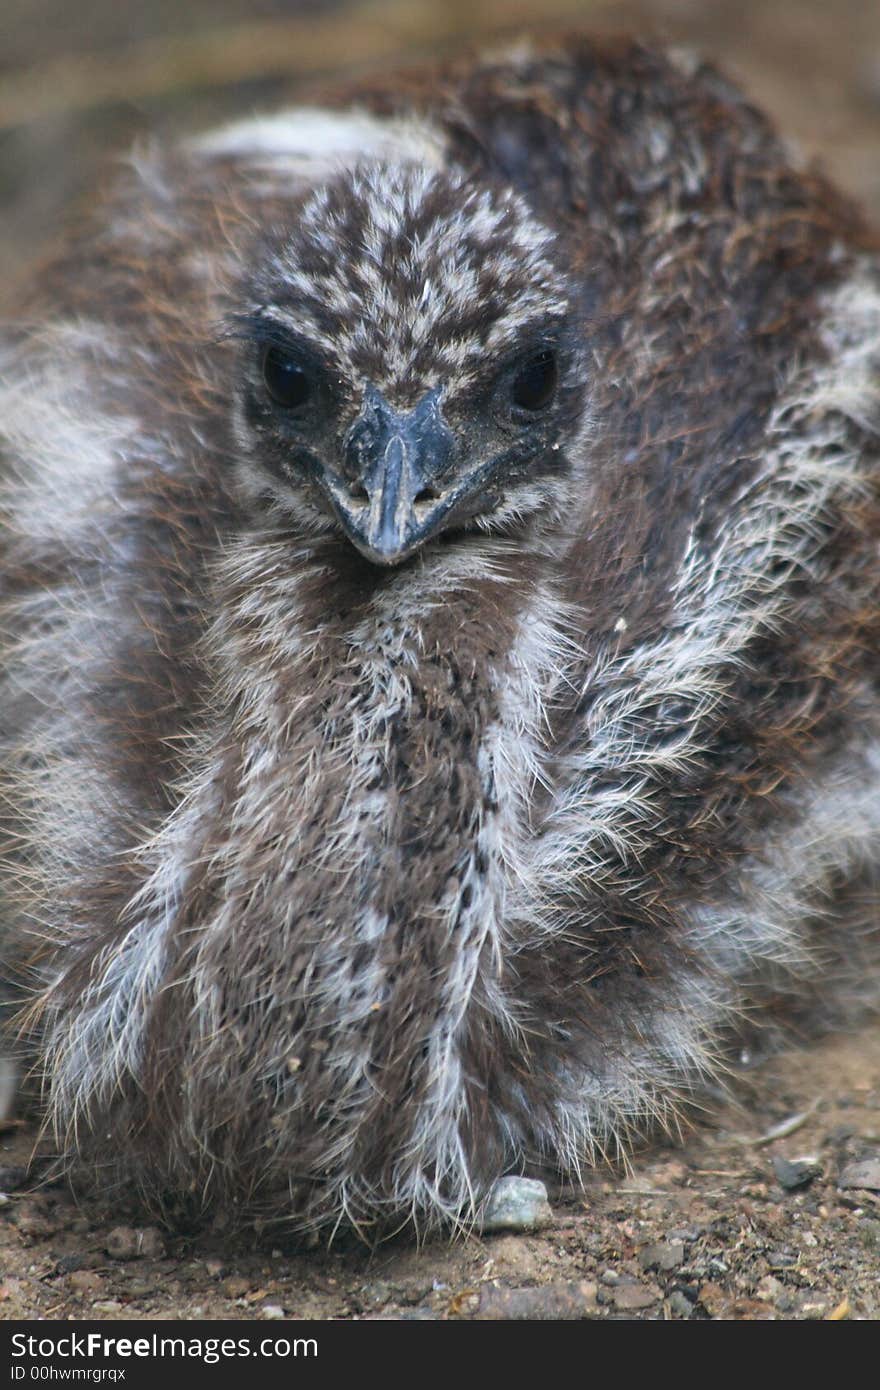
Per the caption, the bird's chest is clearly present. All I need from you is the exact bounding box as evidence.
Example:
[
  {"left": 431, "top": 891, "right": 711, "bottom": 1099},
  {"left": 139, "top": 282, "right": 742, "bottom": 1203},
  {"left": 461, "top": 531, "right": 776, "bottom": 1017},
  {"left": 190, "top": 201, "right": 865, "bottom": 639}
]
[{"left": 288, "top": 639, "right": 509, "bottom": 933}]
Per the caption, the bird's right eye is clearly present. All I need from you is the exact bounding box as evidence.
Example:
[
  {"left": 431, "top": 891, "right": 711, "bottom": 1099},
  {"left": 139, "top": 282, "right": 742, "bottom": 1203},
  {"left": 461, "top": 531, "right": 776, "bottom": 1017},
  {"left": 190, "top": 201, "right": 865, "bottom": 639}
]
[
  {"left": 511, "top": 349, "right": 558, "bottom": 413},
  {"left": 262, "top": 345, "right": 313, "bottom": 409}
]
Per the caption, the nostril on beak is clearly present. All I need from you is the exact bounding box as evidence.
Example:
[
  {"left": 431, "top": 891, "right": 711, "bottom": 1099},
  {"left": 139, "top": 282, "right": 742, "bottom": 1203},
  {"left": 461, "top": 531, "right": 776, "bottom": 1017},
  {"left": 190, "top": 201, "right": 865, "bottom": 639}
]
[
  {"left": 347, "top": 481, "right": 369, "bottom": 503},
  {"left": 414, "top": 486, "right": 439, "bottom": 508}
]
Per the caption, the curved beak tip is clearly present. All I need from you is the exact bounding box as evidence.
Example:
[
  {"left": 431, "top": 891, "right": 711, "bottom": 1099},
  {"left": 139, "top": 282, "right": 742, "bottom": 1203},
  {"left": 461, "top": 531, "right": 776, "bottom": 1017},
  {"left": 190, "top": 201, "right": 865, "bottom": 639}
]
[{"left": 330, "top": 388, "right": 455, "bottom": 565}]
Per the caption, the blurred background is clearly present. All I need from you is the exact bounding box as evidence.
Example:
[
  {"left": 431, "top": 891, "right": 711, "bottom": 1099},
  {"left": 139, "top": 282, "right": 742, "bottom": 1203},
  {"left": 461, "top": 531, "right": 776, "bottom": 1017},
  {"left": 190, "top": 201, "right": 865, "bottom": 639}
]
[{"left": 2, "top": 0, "right": 880, "bottom": 274}]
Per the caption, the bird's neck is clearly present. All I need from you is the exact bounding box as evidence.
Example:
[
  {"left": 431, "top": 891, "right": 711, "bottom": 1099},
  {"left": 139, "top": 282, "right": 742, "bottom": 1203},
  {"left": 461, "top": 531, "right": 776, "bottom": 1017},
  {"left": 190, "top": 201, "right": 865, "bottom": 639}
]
[{"left": 206, "top": 533, "right": 564, "bottom": 934}]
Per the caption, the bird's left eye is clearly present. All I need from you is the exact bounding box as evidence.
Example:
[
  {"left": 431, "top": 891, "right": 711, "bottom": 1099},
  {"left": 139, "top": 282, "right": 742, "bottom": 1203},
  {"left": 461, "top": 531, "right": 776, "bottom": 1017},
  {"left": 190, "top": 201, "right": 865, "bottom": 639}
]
[
  {"left": 262, "top": 345, "right": 313, "bottom": 409},
  {"left": 512, "top": 350, "right": 558, "bottom": 413}
]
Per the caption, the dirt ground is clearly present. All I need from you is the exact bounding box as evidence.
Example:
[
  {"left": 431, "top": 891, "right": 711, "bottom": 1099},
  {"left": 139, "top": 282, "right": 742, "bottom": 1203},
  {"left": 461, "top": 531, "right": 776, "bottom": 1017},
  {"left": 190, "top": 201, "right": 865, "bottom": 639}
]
[
  {"left": 2, "top": 1028, "right": 880, "bottom": 1321},
  {"left": 1, "top": 0, "right": 880, "bottom": 1322}
]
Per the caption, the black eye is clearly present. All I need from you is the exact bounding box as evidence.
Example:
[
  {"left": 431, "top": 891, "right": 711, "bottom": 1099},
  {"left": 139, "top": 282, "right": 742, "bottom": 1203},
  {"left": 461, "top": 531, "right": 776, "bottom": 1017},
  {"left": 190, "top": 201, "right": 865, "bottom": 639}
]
[
  {"left": 262, "top": 345, "right": 312, "bottom": 409},
  {"left": 511, "top": 350, "right": 558, "bottom": 413}
]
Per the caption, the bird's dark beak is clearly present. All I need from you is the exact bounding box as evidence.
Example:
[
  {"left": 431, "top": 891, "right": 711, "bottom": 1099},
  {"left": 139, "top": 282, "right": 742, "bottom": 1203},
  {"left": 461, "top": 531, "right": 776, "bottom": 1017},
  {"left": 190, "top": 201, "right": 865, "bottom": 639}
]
[{"left": 323, "top": 386, "right": 456, "bottom": 565}]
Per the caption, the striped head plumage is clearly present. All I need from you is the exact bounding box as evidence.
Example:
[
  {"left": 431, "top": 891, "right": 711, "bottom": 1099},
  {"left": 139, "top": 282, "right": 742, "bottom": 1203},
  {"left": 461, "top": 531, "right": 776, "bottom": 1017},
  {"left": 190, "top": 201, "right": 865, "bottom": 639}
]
[{"left": 229, "top": 162, "right": 584, "bottom": 564}]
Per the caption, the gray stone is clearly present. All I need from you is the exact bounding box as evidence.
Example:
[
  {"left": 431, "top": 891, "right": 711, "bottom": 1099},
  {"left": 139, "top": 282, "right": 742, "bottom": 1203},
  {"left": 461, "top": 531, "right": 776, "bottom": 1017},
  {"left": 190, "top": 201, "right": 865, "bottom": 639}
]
[
  {"left": 105, "top": 1226, "right": 166, "bottom": 1261},
  {"left": 666, "top": 1291, "right": 695, "bottom": 1319},
  {"left": 639, "top": 1240, "right": 685, "bottom": 1272},
  {"left": 771, "top": 1155, "right": 822, "bottom": 1190},
  {"left": 480, "top": 1176, "right": 553, "bottom": 1233},
  {"left": 611, "top": 1279, "right": 661, "bottom": 1311},
  {"left": 838, "top": 1157, "right": 880, "bottom": 1191}
]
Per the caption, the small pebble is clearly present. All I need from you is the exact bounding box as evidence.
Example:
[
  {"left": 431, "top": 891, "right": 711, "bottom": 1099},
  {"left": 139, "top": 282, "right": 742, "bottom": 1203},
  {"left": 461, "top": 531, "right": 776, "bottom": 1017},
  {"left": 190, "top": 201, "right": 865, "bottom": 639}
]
[
  {"left": 480, "top": 1177, "right": 552, "bottom": 1233},
  {"left": 610, "top": 1279, "right": 661, "bottom": 1311},
  {"left": 261, "top": 1305, "right": 285, "bottom": 1320},
  {"left": 360, "top": 1280, "right": 393, "bottom": 1307},
  {"left": 771, "top": 1155, "right": 822, "bottom": 1191},
  {"left": 68, "top": 1271, "right": 104, "bottom": 1295},
  {"left": 476, "top": 1280, "right": 598, "bottom": 1320},
  {"left": 838, "top": 1157, "right": 880, "bottom": 1192},
  {"left": 798, "top": 1296, "right": 830, "bottom": 1320},
  {"left": 14, "top": 1204, "right": 59, "bottom": 1239},
  {"left": 755, "top": 1274, "right": 785, "bottom": 1302},
  {"left": 105, "top": 1226, "right": 166, "bottom": 1261},
  {"left": 766, "top": 1247, "right": 798, "bottom": 1269},
  {"left": 222, "top": 1275, "right": 252, "bottom": 1299},
  {"left": 666, "top": 1290, "right": 695, "bottom": 1319},
  {"left": 126, "top": 1279, "right": 157, "bottom": 1297},
  {"left": 639, "top": 1240, "right": 684, "bottom": 1272}
]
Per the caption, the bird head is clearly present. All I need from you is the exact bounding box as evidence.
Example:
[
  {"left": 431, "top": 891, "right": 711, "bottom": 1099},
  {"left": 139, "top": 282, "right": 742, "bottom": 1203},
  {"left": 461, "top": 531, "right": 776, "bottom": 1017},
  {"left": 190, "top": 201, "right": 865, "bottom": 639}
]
[{"left": 229, "top": 162, "right": 586, "bottom": 565}]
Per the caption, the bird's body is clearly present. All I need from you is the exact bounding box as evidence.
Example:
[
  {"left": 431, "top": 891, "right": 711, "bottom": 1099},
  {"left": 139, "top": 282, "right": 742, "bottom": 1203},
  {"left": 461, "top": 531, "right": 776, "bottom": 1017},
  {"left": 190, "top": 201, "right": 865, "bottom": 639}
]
[{"left": 1, "top": 36, "right": 879, "bottom": 1236}]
